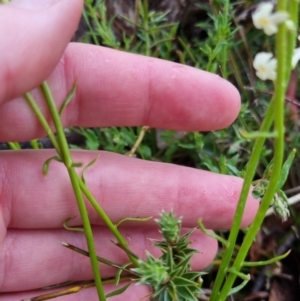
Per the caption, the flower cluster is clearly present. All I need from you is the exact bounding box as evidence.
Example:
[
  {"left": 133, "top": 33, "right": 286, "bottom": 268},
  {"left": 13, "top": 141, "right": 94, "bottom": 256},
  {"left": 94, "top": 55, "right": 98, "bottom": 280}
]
[
  {"left": 252, "top": 2, "right": 289, "bottom": 36},
  {"left": 132, "top": 212, "right": 205, "bottom": 301},
  {"left": 252, "top": 2, "right": 299, "bottom": 81}
]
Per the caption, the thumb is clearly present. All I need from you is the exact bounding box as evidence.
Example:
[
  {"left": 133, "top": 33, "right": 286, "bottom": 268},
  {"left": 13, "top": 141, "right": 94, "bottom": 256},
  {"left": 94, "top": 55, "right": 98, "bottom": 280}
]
[{"left": 0, "top": 0, "right": 83, "bottom": 104}]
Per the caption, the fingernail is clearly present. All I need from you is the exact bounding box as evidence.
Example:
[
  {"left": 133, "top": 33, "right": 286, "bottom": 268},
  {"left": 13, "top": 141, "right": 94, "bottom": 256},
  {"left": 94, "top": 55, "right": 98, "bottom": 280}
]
[{"left": 9, "top": 0, "right": 59, "bottom": 9}]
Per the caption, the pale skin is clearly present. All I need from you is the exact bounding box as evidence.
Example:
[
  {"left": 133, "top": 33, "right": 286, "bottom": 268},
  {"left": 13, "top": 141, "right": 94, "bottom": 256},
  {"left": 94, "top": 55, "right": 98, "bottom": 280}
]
[{"left": 0, "top": 0, "right": 258, "bottom": 300}]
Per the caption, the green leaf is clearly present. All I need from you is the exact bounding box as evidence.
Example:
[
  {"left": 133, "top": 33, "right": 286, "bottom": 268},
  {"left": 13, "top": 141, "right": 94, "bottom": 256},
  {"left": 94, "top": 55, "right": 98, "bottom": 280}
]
[
  {"left": 243, "top": 250, "right": 290, "bottom": 267},
  {"left": 85, "top": 129, "right": 100, "bottom": 150},
  {"left": 157, "top": 289, "right": 172, "bottom": 301},
  {"left": 173, "top": 276, "right": 197, "bottom": 287},
  {"left": 218, "top": 155, "right": 227, "bottom": 174},
  {"left": 198, "top": 219, "right": 228, "bottom": 246},
  {"left": 115, "top": 216, "right": 152, "bottom": 228},
  {"left": 105, "top": 282, "right": 131, "bottom": 298},
  {"left": 72, "top": 162, "right": 83, "bottom": 168},
  {"left": 163, "top": 246, "right": 174, "bottom": 272},
  {"left": 176, "top": 286, "right": 198, "bottom": 301},
  {"left": 63, "top": 217, "right": 84, "bottom": 232},
  {"left": 182, "top": 271, "right": 206, "bottom": 281},
  {"left": 115, "top": 262, "right": 132, "bottom": 285},
  {"left": 81, "top": 155, "right": 100, "bottom": 184},
  {"left": 228, "top": 278, "right": 250, "bottom": 296},
  {"left": 277, "top": 149, "right": 296, "bottom": 190},
  {"left": 227, "top": 268, "right": 250, "bottom": 281},
  {"left": 138, "top": 144, "right": 152, "bottom": 159},
  {"left": 225, "top": 163, "right": 240, "bottom": 176},
  {"left": 239, "top": 129, "right": 278, "bottom": 139},
  {"left": 30, "top": 139, "right": 40, "bottom": 149},
  {"left": 170, "top": 254, "right": 193, "bottom": 278},
  {"left": 263, "top": 158, "right": 274, "bottom": 178},
  {"left": 7, "top": 142, "right": 21, "bottom": 150},
  {"left": 177, "top": 229, "right": 195, "bottom": 244},
  {"left": 59, "top": 81, "right": 77, "bottom": 116},
  {"left": 42, "top": 156, "right": 62, "bottom": 175}
]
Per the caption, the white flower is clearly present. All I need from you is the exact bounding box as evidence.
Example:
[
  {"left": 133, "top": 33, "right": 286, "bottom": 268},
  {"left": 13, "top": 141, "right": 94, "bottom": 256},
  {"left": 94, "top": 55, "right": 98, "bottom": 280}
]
[
  {"left": 292, "top": 48, "right": 300, "bottom": 69},
  {"left": 252, "top": 2, "right": 289, "bottom": 35},
  {"left": 253, "top": 52, "right": 277, "bottom": 81}
]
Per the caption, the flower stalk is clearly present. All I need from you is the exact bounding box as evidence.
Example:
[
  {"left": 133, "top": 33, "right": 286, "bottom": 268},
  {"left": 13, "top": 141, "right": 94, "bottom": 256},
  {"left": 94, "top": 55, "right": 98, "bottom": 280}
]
[
  {"left": 39, "top": 82, "right": 106, "bottom": 301},
  {"left": 210, "top": 0, "right": 293, "bottom": 299},
  {"left": 24, "top": 82, "right": 140, "bottom": 300},
  {"left": 25, "top": 84, "right": 139, "bottom": 268}
]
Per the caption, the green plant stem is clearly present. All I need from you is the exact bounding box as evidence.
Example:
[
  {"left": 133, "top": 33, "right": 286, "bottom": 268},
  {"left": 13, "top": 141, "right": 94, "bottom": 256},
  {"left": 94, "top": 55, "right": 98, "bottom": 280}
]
[
  {"left": 40, "top": 82, "right": 106, "bottom": 301},
  {"left": 215, "top": 0, "right": 289, "bottom": 299},
  {"left": 286, "top": 0, "right": 299, "bottom": 82},
  {"left": 209, "top": 100, "right": 274, "bottom": 300},
  {"left": 142, "top": 0, "right": 151, "bottom": 56},
  {"left": 82, "top": 5, "right": 99, "bottom": 45},
  {"left": 79, "top": 181, "right": 139, "bottom": 266},
  {"left": 24, "top": 89, "right": 139, "bottom": 267},
  {"left": 220, "top": 0, "right": 230, "bottom": 77},
  {"left": 24, "top": 92, "right": 59, "bottom": 150}
]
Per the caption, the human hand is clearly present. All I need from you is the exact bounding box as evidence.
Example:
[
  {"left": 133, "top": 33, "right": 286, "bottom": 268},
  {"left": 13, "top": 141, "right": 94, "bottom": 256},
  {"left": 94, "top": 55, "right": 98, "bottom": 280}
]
[{"left": 0, "top": 0, "right": 258, "bottom": 300}]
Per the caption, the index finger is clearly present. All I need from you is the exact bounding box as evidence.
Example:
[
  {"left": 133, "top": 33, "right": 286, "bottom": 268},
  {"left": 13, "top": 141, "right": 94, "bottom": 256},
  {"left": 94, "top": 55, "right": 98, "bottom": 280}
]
[{"left": 0, "top": 44, "right": 241, "bottom": 141}]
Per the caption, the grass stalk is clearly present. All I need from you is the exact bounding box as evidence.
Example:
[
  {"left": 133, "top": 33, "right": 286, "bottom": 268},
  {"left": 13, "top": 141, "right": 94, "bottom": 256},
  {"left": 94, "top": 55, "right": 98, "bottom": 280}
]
[
  {"left": 211, "top": 0, "right": 290, "bottom": 299},
  {"left": 209, "top": 99, "right": 274, "bottom": 300},
  {"left": 40, "top": 82, "right": 106, "bottom": 301},
  {"left": 24, "top": 87, "right": 139, "bottom": 268}
]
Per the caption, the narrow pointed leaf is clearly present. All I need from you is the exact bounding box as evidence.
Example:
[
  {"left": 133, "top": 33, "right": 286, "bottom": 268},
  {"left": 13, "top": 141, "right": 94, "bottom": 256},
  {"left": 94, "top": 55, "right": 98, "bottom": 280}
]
[
  {"left": 243, "top": 250, "right": 291, "bottom": 266},
  {"left": 105, "top": 282, "right": 131, "bottom": 298},
  {"left": 239, "top": 129, "right": 278, "bottom": 139},
  {"left": 61, "top": 242, "right": 124, "bottom": 269},
  {"left": 169, "top": 254, "right": 193, "bottom": 278},
  {"left": 166, "top": 246, "right": 174, "bottom": 271},
  {"left": 59, "top": 81, "right": 77, "bottom": 116},
  {"left": 42, "top": 156, "right": 62, "bottom": 175},
  {"left": 277, "top": 149, "right": 296, "bottom": 190},
  {"left": 176, "top": 286, "right": 198, "bottom": 301},
  {"left": 81, "top": 155, "right": 100, "bottom": 183},
  {"left": 63, "top": 217, "right": 84, "bottom": 232},
  {"left": 115, "top": 216, "right": 152, "bottom": 228},
  {"left": 228, "top": 278, "right": 250, "bottom": 296},
  {"left": 173, "top": 276, "right": 198, "bottom": 287},
  {"left": 115, "top": 262, "right": 132, "bottom": 285},
  {"left": 71, "top": 162, "right": 83, "bottom": 168},
  {"left": 198, "top": 219, "right": 228, "bottom": 246},
  {"left": 182, "top": 271, "right": 206, "bottom": 281}
]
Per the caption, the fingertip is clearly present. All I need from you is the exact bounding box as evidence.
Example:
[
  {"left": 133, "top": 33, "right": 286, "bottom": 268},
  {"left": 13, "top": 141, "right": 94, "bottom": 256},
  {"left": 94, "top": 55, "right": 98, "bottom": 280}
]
[
  {"left": 196, "top": 72, "right": 241, "bottom": 130},
  {"left": 214, "top": 77, "right": 241, "bottom": 128},
  {"left": 143, "top": 63, "right": 242, "bottom": 131}
]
